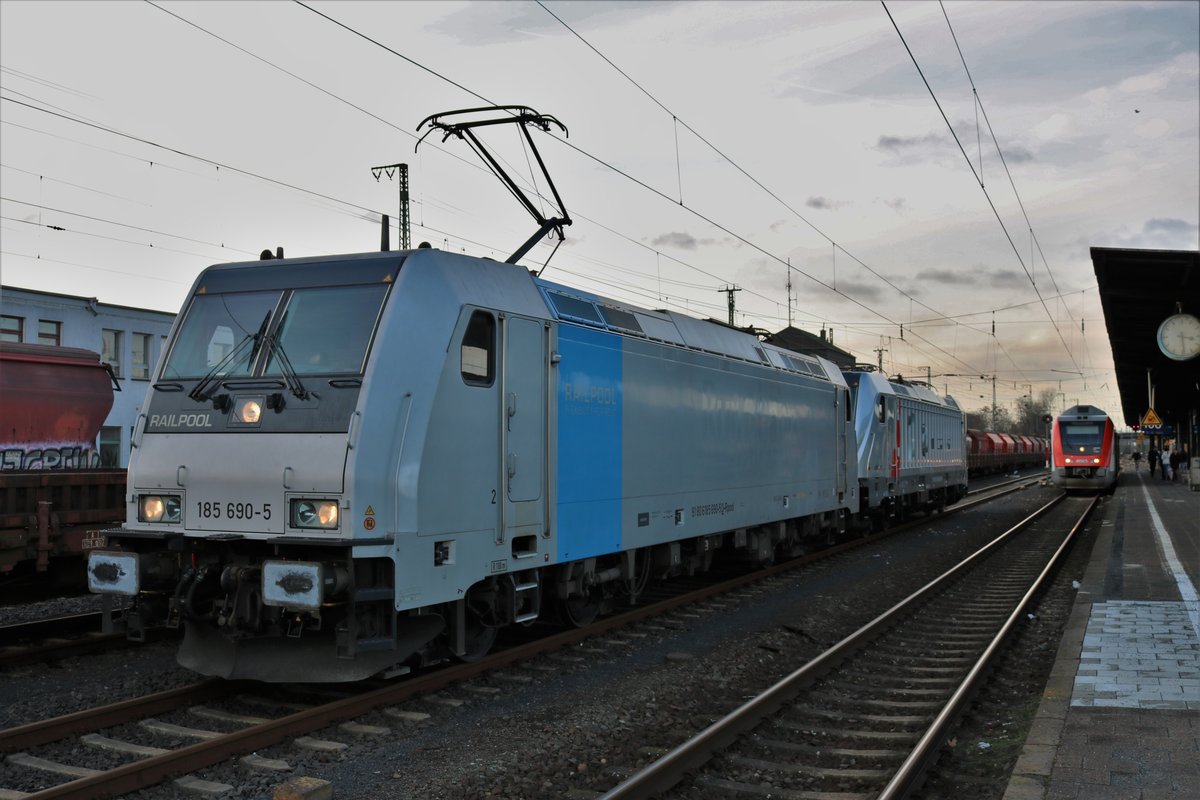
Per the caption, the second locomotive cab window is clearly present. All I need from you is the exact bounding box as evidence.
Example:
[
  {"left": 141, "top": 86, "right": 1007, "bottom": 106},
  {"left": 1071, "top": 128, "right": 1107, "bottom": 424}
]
[{"left": 461, "top": 311, "right": 495, "bottom": 386}]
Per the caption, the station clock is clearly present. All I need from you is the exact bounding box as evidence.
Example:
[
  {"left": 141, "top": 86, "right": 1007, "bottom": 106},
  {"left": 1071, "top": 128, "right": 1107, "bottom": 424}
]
[{"left": 1156, "top": 312, "right": 1200, "bottom": 361}]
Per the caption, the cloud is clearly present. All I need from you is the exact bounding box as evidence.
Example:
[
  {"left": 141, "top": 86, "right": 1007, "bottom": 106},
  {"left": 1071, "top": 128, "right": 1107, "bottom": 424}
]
[
  {"left": 1003, "top": 145, "right": 1035, "bottom": 163},
  {"left": 916, "top": 268, "right": 978, "bottom": 286},
  {"left": 650, "top": 231, "right": 725, "bottom": 250},
  {"left": 987, "top": 270, "right": 1029, "bottom": 290},
  {"left": 1092, "top": 217, "right": 1200, "bottom": 250},
  {"left": 824, "top": 279, "right": 884, "bottom": 304},
  {"left": 880, "top": 197, "right": 907, "bottom": 212},
  {"left": 876, "top": 133, "right": 949, "bottom": 154},
  {"left": 427, "top": 1, "right": 669, "bottom": 46},
  {"left": 877, "top": 128, "right": 1036, "bottom": 167},
  {"left": 805, "top": 196, "right": 849, "bottom": 210}
]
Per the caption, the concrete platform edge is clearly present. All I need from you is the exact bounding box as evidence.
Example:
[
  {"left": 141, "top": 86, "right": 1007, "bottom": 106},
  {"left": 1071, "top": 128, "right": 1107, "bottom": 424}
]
[{"left": 1001, "top": 535, "right": 1099, "bottom": 800}]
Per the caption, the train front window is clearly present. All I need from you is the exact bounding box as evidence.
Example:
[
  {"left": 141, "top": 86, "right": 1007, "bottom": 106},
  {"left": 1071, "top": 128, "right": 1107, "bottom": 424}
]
[
  {"left": 161, "top": 292, "right": 280, "bottom": 380},
  {"left": 1062, "top": 422, "right": 1103, "bottom": 453},
  {"left": 266, "top": 285, "right": 388, "bottom": 376}
]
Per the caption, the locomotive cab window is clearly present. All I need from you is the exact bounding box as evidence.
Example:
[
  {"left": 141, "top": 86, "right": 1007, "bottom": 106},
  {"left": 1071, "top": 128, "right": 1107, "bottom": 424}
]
[
  {"left": 265, "top": 284, "right": 387, "bottom": 376},
  {"left": 162, "top": 291, "right": 278, "bottom": 379},
  {"left": 461, "top": 310, "right": 495, "bottom": 386},
  {"left": 162, "top": 283, "right": 388, "bottom": 380}
]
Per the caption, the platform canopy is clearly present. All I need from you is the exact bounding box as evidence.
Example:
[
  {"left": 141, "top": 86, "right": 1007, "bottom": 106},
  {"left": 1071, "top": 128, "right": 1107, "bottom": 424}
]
[{"left": 1091, "top": 247, "right": 1198, "bottom": 429}]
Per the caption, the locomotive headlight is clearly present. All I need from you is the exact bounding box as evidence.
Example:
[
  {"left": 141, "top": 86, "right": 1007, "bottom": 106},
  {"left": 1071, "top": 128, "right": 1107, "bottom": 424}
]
[
  {"left": 237, "top": 398, "right": 262, "bottom": 424},
  {"left": 291, "top": 499, "right": 339, "bottom": 529},
  {"left": 1093, "top": 457, "right": 1101, "bottom": 464},
  {"left": 139, "top": 494, "right": 181, "bottom": 523}
]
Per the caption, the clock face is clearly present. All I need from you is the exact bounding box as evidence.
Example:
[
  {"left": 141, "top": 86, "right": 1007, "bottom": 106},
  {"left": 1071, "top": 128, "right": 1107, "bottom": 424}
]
[{"left": 1156, "top": 313, "right": 1200, "bottom": 361}]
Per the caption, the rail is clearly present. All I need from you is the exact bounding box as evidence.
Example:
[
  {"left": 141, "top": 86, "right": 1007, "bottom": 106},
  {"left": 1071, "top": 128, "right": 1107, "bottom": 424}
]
[{"left": 599, "top": 492, "right": 1096, "bottom": 799}]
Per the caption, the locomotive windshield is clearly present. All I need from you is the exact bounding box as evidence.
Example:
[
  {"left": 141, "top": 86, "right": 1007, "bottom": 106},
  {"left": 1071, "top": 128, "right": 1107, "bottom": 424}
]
[
  {"left": 265, "top": 286, "right": 386, "bottom": 375},
  {"left": 162, "top": 284, "right": 388, "bottom": 380},
  {"left": 161, "top": 292, "right": 278, "bottom": 380},
  {"left": 1062, "top": 422, "right": 1104, "bottom": 453}
]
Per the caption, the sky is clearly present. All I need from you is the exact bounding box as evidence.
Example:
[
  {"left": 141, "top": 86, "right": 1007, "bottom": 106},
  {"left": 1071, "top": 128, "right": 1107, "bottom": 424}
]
[{"left": 2, "top": 0, "right": 1197, "bottom": 419}]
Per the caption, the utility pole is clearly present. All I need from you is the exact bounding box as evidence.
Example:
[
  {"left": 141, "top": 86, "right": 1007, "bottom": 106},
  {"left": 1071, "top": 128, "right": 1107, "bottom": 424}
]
[
  {"left": 875, "top": 345, "right": 887, "bottom": 372},
  {"left": 718, "top": 285, "right": 741, "bottom": 327},
  {"left": 371, "top": 162, "right": 411, "bottom": 250},
  {"left": 786, "top": 260, "right": 793, "bottom": 328},
  {"left": 992, "top": 375, "right": 997, "bottom": 430}
]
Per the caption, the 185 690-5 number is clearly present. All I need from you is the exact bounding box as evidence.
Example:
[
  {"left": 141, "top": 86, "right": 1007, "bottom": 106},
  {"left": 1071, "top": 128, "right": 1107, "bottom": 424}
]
[{"left": 196, "top": 501, "right": 271, "bottom": 520}]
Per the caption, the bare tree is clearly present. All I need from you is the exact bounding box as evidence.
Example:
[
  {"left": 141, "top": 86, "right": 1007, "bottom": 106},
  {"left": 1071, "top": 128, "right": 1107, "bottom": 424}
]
[
  {"left": 968, "top": 405, "right": 1015, "bottom": 432},
  {"left": 1016, "top": 389, "right": 1058, "bottom": 436}
]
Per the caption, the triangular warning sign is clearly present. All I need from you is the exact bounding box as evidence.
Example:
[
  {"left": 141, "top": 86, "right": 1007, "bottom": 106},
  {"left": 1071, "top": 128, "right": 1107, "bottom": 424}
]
[
  {"left": 364, "top": 505, "right": 375, "bottom": 517},
  {"left": 1141, "top": 408, "right": 1162, "bottom": 427}
]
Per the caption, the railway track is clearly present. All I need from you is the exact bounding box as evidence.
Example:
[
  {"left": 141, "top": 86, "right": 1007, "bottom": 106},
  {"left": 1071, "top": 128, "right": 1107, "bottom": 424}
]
[
  {"left": 0, "top": 479, "right": 1051, "bottom": 799},
  {"left": 0, "top": 608, "right": 180, "bottom": 670},
  {"left": 598, "top": 492, "right": 1095, "bottom": 799},
  {"left": 0, "top": 473, "right": 1038, "bottom": 676}
]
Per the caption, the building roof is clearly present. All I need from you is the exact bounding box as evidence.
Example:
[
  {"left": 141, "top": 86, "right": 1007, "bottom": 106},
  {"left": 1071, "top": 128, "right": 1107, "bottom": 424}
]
[
  {"left": 1090, "top": 247, "right": 1199, "bottom": 428},
  {"left": 1, "top": 284, "right": 177, "bottom": 318},
  {"left": 763, "top": 326, "right": 857, "bottom": 368}
]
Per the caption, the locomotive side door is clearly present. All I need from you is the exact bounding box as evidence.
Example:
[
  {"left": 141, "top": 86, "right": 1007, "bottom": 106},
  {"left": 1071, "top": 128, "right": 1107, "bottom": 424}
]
[
  {"left": 835, "top": 388, "right": 848, "bottom": 501},
  {"left": 499, "top": 314, "right": 547, "bottom": 543}
]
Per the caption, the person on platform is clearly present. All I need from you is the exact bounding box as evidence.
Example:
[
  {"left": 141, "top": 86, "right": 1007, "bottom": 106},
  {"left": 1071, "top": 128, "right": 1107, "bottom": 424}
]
[
  {"left": 1161, "top": 446, "right": 1172, "bottom": 481},
  {"left": 1169, "top": 448, "right": 1181, "bottom": 482},
  {"left": 1149, "top": 446, "right": 1159, "bottom": 477},
  {"left": 1132, "top": 450, "right": 1142, "bottom": 473}
]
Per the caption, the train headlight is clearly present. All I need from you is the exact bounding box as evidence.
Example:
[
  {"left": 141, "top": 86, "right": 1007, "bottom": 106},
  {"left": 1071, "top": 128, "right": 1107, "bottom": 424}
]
[
  {"left": 139, "top": 494, "right": 182, "bottom": 523},
  {"left": 237, "top": 399, "right": 262, "bottom": 424},
  {"left": 291, "top": 499, "right": 339, "bottom": 529},
  {"left": 1093, "top": 457, "right": 1101, "bottom": 464}
]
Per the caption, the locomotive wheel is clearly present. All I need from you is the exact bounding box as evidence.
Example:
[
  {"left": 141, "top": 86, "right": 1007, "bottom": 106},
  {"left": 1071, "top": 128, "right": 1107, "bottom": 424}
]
[
  {"left": 456, "top": 610, "right": 498, "bottom": 662},
  {"left": 560, "top": 589, "right": 603, "bottom": 627}
]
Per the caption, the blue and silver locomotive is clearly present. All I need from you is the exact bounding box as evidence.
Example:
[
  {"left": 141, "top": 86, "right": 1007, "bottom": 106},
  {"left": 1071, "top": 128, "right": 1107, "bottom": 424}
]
[
  {"left": 843, "top": 368, "right": 968, "bottom": 525},
  {"left": 89, "top": 247, "right": 868, "bottom": 681}
]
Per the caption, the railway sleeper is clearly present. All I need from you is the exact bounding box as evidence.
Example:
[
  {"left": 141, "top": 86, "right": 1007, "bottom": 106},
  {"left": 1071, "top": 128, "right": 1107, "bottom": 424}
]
[
  {"left": 749, "top": 735, "right": 908, "bottom": 762},
  {"left": 726, "top": 754, "right": 893, "bottom": 781}
]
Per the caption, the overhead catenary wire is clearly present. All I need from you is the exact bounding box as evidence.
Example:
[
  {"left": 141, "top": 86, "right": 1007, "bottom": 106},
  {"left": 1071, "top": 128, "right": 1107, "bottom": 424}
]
[
  {"left": 131, "top": 3, "right": 826, "bottom": 330},
  {"left": 1, "top": 6, "right": 1102, "bottom": 409},
  {"left": 535, "top": 0, "right": 956, "bottom": 325},
  {"left": 0, "top": 94, "right": 778, "bottom": 332},
  {"left": 295, "top": 2, "right": 992, "bottom": 381},
  {"left": 938, "top": 1, "right": 1073, "bottom": 311},
  {"left": 141, "top": 2, "right": 1038, "bottom": 387},
  {"left": 2, "top": 197, "right": 260, "bottom": 257},
  {"left": 881, "top": 0, "right": 1081, "bottom": 375}
]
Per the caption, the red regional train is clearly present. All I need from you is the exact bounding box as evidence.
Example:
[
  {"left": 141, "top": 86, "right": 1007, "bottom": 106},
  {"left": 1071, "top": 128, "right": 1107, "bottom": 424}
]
[{"left": 1049, "top": 404, "right": 1119, "bottom": 493}]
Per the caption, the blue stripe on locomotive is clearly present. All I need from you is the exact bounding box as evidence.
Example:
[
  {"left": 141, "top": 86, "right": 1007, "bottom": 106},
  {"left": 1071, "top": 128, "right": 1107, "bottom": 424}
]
[{"left": 556, "top": 324, "right": 623, "bottom": 561}]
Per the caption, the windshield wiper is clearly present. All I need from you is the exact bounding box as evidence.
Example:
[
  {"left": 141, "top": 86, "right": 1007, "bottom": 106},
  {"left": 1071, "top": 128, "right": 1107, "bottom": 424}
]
[
  {"left": 262, "top": 333, "right": 309, "bottom": 402},
  {"left": 189, "top": 312, "right": 272, "bottom": 406}
]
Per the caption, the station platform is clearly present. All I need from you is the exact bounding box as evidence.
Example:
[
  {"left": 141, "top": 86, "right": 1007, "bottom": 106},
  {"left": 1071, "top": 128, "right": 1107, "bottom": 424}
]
[{"left": 1003, "top": 465, "right": 1200, "bottom": 800}]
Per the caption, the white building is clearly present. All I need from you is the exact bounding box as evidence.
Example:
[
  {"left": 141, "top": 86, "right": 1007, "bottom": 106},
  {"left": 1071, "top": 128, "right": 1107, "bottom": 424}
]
[{"left": 1, "top": 285, "right": 176, "bottom": 467}]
